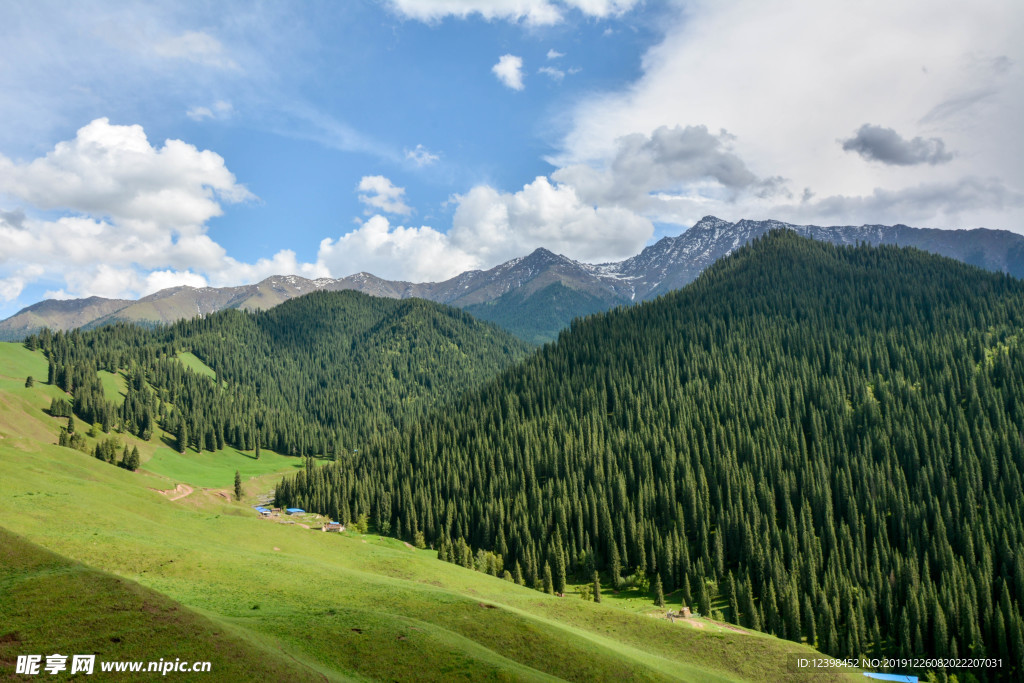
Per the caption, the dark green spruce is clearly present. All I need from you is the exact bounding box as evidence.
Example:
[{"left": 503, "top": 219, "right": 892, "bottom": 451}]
[
  {"left": 277, "top": 232, "right": 1024, "bottom": 678},
  {"left": 28, "top": 290, "right": 530, "bottom": 466}
]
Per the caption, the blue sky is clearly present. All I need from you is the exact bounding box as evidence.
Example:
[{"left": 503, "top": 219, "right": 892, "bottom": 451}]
[{"left": 1, "top": 0, "right": 1022, "bottom": 318}]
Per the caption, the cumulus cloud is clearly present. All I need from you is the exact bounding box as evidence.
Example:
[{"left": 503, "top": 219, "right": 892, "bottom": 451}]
[
  {"left": 405, "top": 144, "right": 439, "bottom": 167},
  {"left": 211, "top": 251, "right": 329, "bottom": 289},
  {"left": 551, "top": 125, "right": 786, "bottom": 224},
  {"left": 187, "top": 100, "right": 234, "bottom": 122},
  {"left": 153, "top": 30, "right": 238, "bottom": 69},
  {"left": 547, "top": 49, "right": 565, "bottom": 59},
  {"left": 0, "top": 117, "right": 253, "bottom": 235},
  {"left": 492, "top": 54, "right": 525, "bottom": 90},
  {"left": 449, "top": 176, "right": 653, "bottom": 264},
  {"left": 357, "top": 175, "right": 413, "bottom": 216},
  {"left": 0, "top": 118, "right": 653, "bottom": 307},
  {"left": 142, "top": 269, "right": 209, "bottom": 294},
  {"left": 0, "top": 119, "right": 311, "bottom": 304},
  {"left": 383, "top": 0, "right": 636, "bottom": 25},
  {"left": 317, "top": 215, "right": 478, "bottom": 282},
  {"left": 841, "top": 124, "right": 954, "bottom": 166},
  {"left": 313, "top": 175, "right": 654, "bottom": 284}
]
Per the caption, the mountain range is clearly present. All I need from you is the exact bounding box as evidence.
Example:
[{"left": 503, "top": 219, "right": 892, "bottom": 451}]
[{"left": 4, "top": 215, "right": 1024, "bottom": 342}]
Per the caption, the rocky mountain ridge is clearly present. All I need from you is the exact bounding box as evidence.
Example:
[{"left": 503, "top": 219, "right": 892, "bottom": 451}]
[{"left": 4, "top": 216, "right": 1023, "bottom": 342}]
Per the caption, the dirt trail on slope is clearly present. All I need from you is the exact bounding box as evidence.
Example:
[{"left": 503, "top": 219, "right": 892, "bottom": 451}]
[{"left": 155, "top": 483, "right": 194, "bottom": 500}]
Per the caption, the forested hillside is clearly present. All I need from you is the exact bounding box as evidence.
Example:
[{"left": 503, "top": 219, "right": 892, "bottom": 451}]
[
  {"left": 464, "top": 282, "right": 626, "bottom": 344},
  {"left": 28, "top": 290, "right": 530, "bottom": 459},
  {"left": 278, "top": 232, "right": 1024, "bottom": 679}
]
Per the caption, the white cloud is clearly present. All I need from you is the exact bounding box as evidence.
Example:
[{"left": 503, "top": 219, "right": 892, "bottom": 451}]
[
  {"left": 0, "top": 118, "right": 253, "bottom": 235},
  {"left": 0, "top": 119, "right": 299, "bottom": 304},
  {"left": 449, "top": 176, "right": 653, "bottom": 264},
  {"left": 493, "top": 54, "right": 525, "bottom": 91},
  {"left": 317, "top": 215, "right": 478, "bottom": 282},
  {"left": 142, "top": 270, "right": 209, "bottom": 295},
  {"left": 186, "top": 100, "right": 234, "bottom": 122},
  {"left": 770, "top": 176, "right": 1024, "bottom": 228},
  {"left": 405, "top": 144, "right": 439, "bottom": 167},
  {"left": 553, "top": 0, "right": 1024, "bottom": 231},
  {"left": 384, "top": 0, "right": 637, "bottom": 24},
  {"left": 316, "top": 176, "right": 653, "bottom": 283},
  {"left": 153, "top": 30, "right": 238, "bottom": 69},
  {"left": 206, "top": 252, "right": 328, "bottom": 289},
  {"left": 386, "top": 0, "right": 560, "bottom": 25},
  {"left": 0, "top": 265, "right": 43, "bottom": 303},
  {"left": 547, "top": 49, "right": 565, "bottom": 59},
  {"left": 357, "top": 175, "right": 413, "bottom": 216},
  {"left": 539, "top": 66, "right": 565, "bottom": 81},
  {"left": 60, "top": 264, "right": 145, "bottom": 301},
  {"left": 561, "top": 0, "right": 637, "bottom": 17}
]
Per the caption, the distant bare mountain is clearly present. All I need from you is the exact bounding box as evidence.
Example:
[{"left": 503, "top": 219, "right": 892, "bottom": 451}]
[
  {"left": 83, "top": 275, "right": 338, "bottom": 331},
  {"left": 613, "top": 216, "right": 1024, "bottom": 299},
  {"left": 0, "top": 296, "right": 132, "bottom": 341},
  {"left": 4, "top": 216, "right": 1023, "bottom": 342}
]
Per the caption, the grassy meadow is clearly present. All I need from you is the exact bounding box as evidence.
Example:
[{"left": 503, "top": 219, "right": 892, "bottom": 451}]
[{"left": 0, "top": 342, "right": 854, "bottom": 681}]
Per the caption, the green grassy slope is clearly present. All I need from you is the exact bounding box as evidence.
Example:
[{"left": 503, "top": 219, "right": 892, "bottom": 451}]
[
  {"left": 0, "top": 345, "right": 852, "bottom": 682},
  {"left": 0, "top": 342, "right": 301, "bottom": 492},
  {"left": 0, "top": 528, "right": 323, "bottom": 682},
  {"left": 97, "top": 369, "right": 128, "bottom": 406},
  {"left": 142, "top": 444, "right": 304, "bottom": 489},
  {"left": 176, "top": 351, "right": 216, "bottom": 380}
]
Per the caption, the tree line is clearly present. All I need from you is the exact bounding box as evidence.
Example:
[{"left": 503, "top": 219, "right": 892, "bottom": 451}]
[
  {"left": 28, "top": 289, "right": 529, "bottom": 470},
  {"left": 277, "top": 233, "right": 1024, "bottom": 680}
]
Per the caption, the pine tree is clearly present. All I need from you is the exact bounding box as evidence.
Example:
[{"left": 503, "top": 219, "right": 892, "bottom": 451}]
[
  {"left": 727, "top": 571, "right": 739, "bottom": 624},
  {"left": 764, "top": 581, "right": 780, "bottom": 635},
  {"left": 783, "top": 587, "right": 802, "bottom": 643},
  {"left": 802, "top": 593, "right": 817, "bottom": 646},
  {"left": 698, "top": 580, "right": 711, "bottom": 617},
  {"left": 543, "top": 561, "right": 554, "bottom": 595},
  {"left": 681, "top": 573, "right": 692, "bottom": 607},
  {"left": 66, "top": 415, "right": 75, "bottom": 434},
  {"left": 743, "top": 585, "right": 761, "bottom": 630},
  {"left": 24, "top": 376, "right": 34, "bottom": 388},
  {"left": 234, "top": 470, "right": 243, "bottom": 501},
  {"left": 610, "top": 541, "right": 622, "bottom": 590},
  {"left": 554, "top": 544, "right": 567, "bottom": 595},
  {"left": 593, "top": 570, "right": 602, "bottom": 603},
  {"left": 654, "top": 573, "right": 665, "bottom": 608},
  {"left": 177, "top": 420, "right": 188, "bottom": 454}
]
